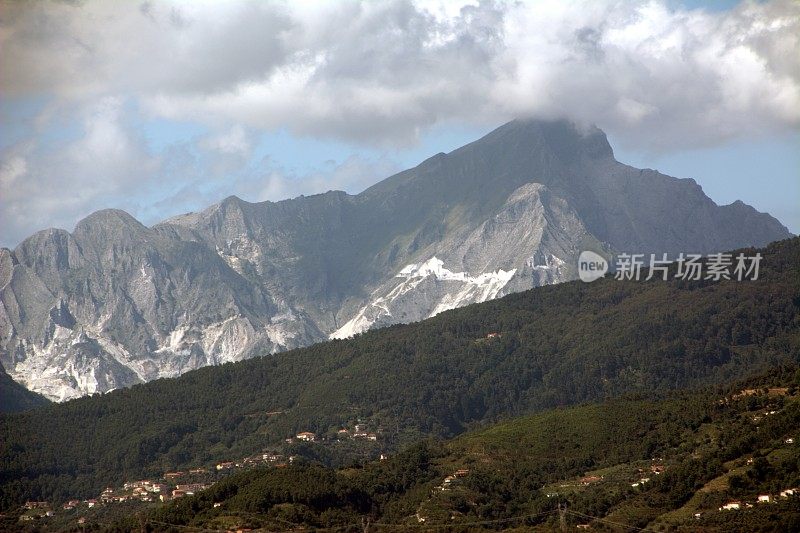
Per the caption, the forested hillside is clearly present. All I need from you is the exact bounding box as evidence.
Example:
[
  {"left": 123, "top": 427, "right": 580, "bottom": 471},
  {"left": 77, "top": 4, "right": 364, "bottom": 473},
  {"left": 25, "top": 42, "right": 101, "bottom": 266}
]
[
  {"left": 104, "top": 366, "right": 800, "bottom": 532},
  {"left": 1, "top": 237, "right": 798, "bottom": 511}
]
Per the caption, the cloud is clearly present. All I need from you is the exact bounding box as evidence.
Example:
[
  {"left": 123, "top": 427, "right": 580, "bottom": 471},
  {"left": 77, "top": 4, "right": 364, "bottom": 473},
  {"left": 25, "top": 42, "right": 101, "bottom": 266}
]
[
  {"left": 201, "top": 125, "right": 252, "bottom": 156},
  {"left": 253, "top": 154, "right": 400, "bottom": 202},
  {"left": 2, "top": 0, "right": 797, "bottom": 148},
  {"left": 1, "top": 0, "right": 798, "bottom": 245},
  {"left": 0, "top": 97, "right": 399, "bottom": 247},
  {"left": 0, "top": 0, "right": 293, "bottom": 99},
  {"left": 0, "top": 97, "right": 161, "bottom": 245}
]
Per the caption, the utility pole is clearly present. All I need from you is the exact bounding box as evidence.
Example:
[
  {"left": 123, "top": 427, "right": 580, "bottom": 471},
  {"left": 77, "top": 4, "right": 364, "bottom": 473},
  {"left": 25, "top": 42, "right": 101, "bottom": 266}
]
[
  {"left": 558, "top": 502, "right": 567, "bottom": 532},
  {"left": 362, "top": 516, "right": 371, "bottom": 533}
]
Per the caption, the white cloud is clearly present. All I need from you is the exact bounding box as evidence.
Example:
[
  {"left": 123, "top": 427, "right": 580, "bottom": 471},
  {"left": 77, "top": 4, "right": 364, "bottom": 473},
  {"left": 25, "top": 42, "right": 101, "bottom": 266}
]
[
  {"left": 0, "top": 96, "right": 399, "bottom": 247},
  {"left": 200, "top": 125, "right": 252, "bottom": 156},
  {"left": 253, "top": 154, "right": 400, "bottom": 202},
  {"left": 0, "top": 0, "right": 293, "bottom": 99},
  {"left": 2, "top": 0, "right": 797, "bottom": 148},
  {"left": 1, "top": 0, "right": 798, "bottom": 245},
  {"left": 0, "top": 97, "right": 161, "bottom": 245}
]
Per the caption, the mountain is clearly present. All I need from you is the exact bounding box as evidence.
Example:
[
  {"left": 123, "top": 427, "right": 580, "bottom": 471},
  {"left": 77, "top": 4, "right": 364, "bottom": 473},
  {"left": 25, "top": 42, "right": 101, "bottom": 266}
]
[
  {"left": 0, "top": 363, "right": 49, "bottom": 414},
  {"left": 1, "top": 237, "right": 797, "bottom": 511},
  {"left": 0, "top": 119, "right": 791, "bottom": 401}
]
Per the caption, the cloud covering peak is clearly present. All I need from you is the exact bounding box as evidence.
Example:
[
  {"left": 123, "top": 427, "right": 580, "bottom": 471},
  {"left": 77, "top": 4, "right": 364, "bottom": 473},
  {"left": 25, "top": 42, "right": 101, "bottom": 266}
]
[{"left": 1, "top": 0, "right": 798, "bottom": 246}]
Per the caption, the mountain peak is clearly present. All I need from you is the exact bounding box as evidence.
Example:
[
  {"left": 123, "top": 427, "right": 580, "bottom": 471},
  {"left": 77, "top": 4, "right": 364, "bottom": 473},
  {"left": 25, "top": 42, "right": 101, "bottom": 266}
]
[
  {"left": 358, "top": 117, "right": 615, "bottom": 218},
  {"left": 71, "top": 208, "right": 149, "bottom": 246},
  {"left": 74, "top": 208, "right": 144, "bottom": 231},
  {"left": 1, "top": 119, "right": 792, "bottom": 404},
  {"left": 220, "top": 195, "right": 246, "bottom": 207},
  {"left": 488, "top": 118, "right": 614, "bottom": 162}
]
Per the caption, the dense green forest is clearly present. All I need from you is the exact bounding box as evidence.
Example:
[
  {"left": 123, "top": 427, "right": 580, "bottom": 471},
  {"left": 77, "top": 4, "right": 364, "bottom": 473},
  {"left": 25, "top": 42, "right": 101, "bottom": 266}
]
[
  {"left": 1, "top": 237, "right": 798, "bottom": 512},
  {"left": 42, "top": 365, "right": 796, "bottom": 532}
]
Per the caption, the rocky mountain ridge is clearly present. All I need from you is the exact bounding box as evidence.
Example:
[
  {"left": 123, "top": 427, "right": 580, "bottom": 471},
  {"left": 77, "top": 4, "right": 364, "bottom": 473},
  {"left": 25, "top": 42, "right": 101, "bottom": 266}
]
[{"left": 0, "top": 119, "right": 791, "bottom": 401}]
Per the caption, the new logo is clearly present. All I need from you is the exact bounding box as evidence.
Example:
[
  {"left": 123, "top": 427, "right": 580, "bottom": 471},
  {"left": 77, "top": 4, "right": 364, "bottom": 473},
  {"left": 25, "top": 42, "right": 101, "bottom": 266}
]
[{"left": 578, "top": 251, "right": 608, "bottom": 282}]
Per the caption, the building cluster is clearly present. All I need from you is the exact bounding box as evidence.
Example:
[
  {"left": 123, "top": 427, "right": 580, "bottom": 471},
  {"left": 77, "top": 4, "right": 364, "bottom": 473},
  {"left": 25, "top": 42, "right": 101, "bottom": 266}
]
[
  {"left": 631, "top": 463, "right": 665, "bottom": 487},
  {"left": 730, "top": 387, "right": 789, "bottom": 401},
  {"left": 19, "top": 501, "right": 54, "bottom": 521},
  {"left": 340, "top": 423, "right": 379, "bottom": 441},
  {"left": 170, "top": 483, "right": 213, "bottom": 500},
  {"left": 100, "top": 477, "right": 214, "bottom": 504},
  {"left": 17, "top": 449, "right": 295, "bottom": 524},
  {"left": 436, "top": 468, "right": 470, "bottom": 492},
  {"left": 286, "top": 422, "right": 382, "bottom": 444},
  {"left": 718, "top": 488, "right": 797, "bottom": 511},
  {"left": 216, "top": 452, "right": 290, "bottom": 472}
]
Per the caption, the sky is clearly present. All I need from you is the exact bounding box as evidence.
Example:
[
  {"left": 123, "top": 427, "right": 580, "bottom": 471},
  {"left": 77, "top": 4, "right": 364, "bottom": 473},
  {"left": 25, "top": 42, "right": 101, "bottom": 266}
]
[{"left": 1, "top": 0, "right": 798, "bottom": 248}]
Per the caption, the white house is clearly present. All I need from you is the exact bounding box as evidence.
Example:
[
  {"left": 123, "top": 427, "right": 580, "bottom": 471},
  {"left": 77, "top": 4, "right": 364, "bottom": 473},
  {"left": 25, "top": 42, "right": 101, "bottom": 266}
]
[{"left": 719, "top": 501, "right": 741, "bottom": 511}]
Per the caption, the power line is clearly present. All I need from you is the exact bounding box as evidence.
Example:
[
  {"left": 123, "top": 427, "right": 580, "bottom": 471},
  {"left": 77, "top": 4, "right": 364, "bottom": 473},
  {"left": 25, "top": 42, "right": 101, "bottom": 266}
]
[
  {"left": 141, "top": 505, "right": 654, "bottom": 533},
  {"left": 146, "top": 519, "right": 227, "bottom": 532},
  {"left": 566, "top": 509, "right": 653, "bottom": 532},
  {"left": 146, "top": 509, "right": 561, "bottom": 533},
  {"left": 371, "top": 509, "right": 558, "bottom": 530}
]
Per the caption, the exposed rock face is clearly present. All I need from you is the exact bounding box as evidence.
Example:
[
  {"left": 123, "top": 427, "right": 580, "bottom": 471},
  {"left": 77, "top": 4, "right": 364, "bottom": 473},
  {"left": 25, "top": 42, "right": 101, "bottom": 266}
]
[
  {"left": 331, "top": 182, "right": 590, "bottom": 339},
  {"left": 1, "top": 119, "right": 791, "bottom": 401},
  {"left": 0, "top": 361, "right": 49, "bottom": 413}
]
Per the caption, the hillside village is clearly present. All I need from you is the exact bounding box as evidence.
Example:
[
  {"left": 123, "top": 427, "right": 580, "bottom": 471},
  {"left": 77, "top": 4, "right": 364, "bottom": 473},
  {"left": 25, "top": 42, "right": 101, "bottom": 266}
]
[
  {"left": 391, "top": 384, "right": 800, "bottom": 530},
  {"left": 5, "top": 377, "right": 799, "bottom": 531},
  {"left": 11, "top": 418, "right": 386, "bottom": 527}
]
